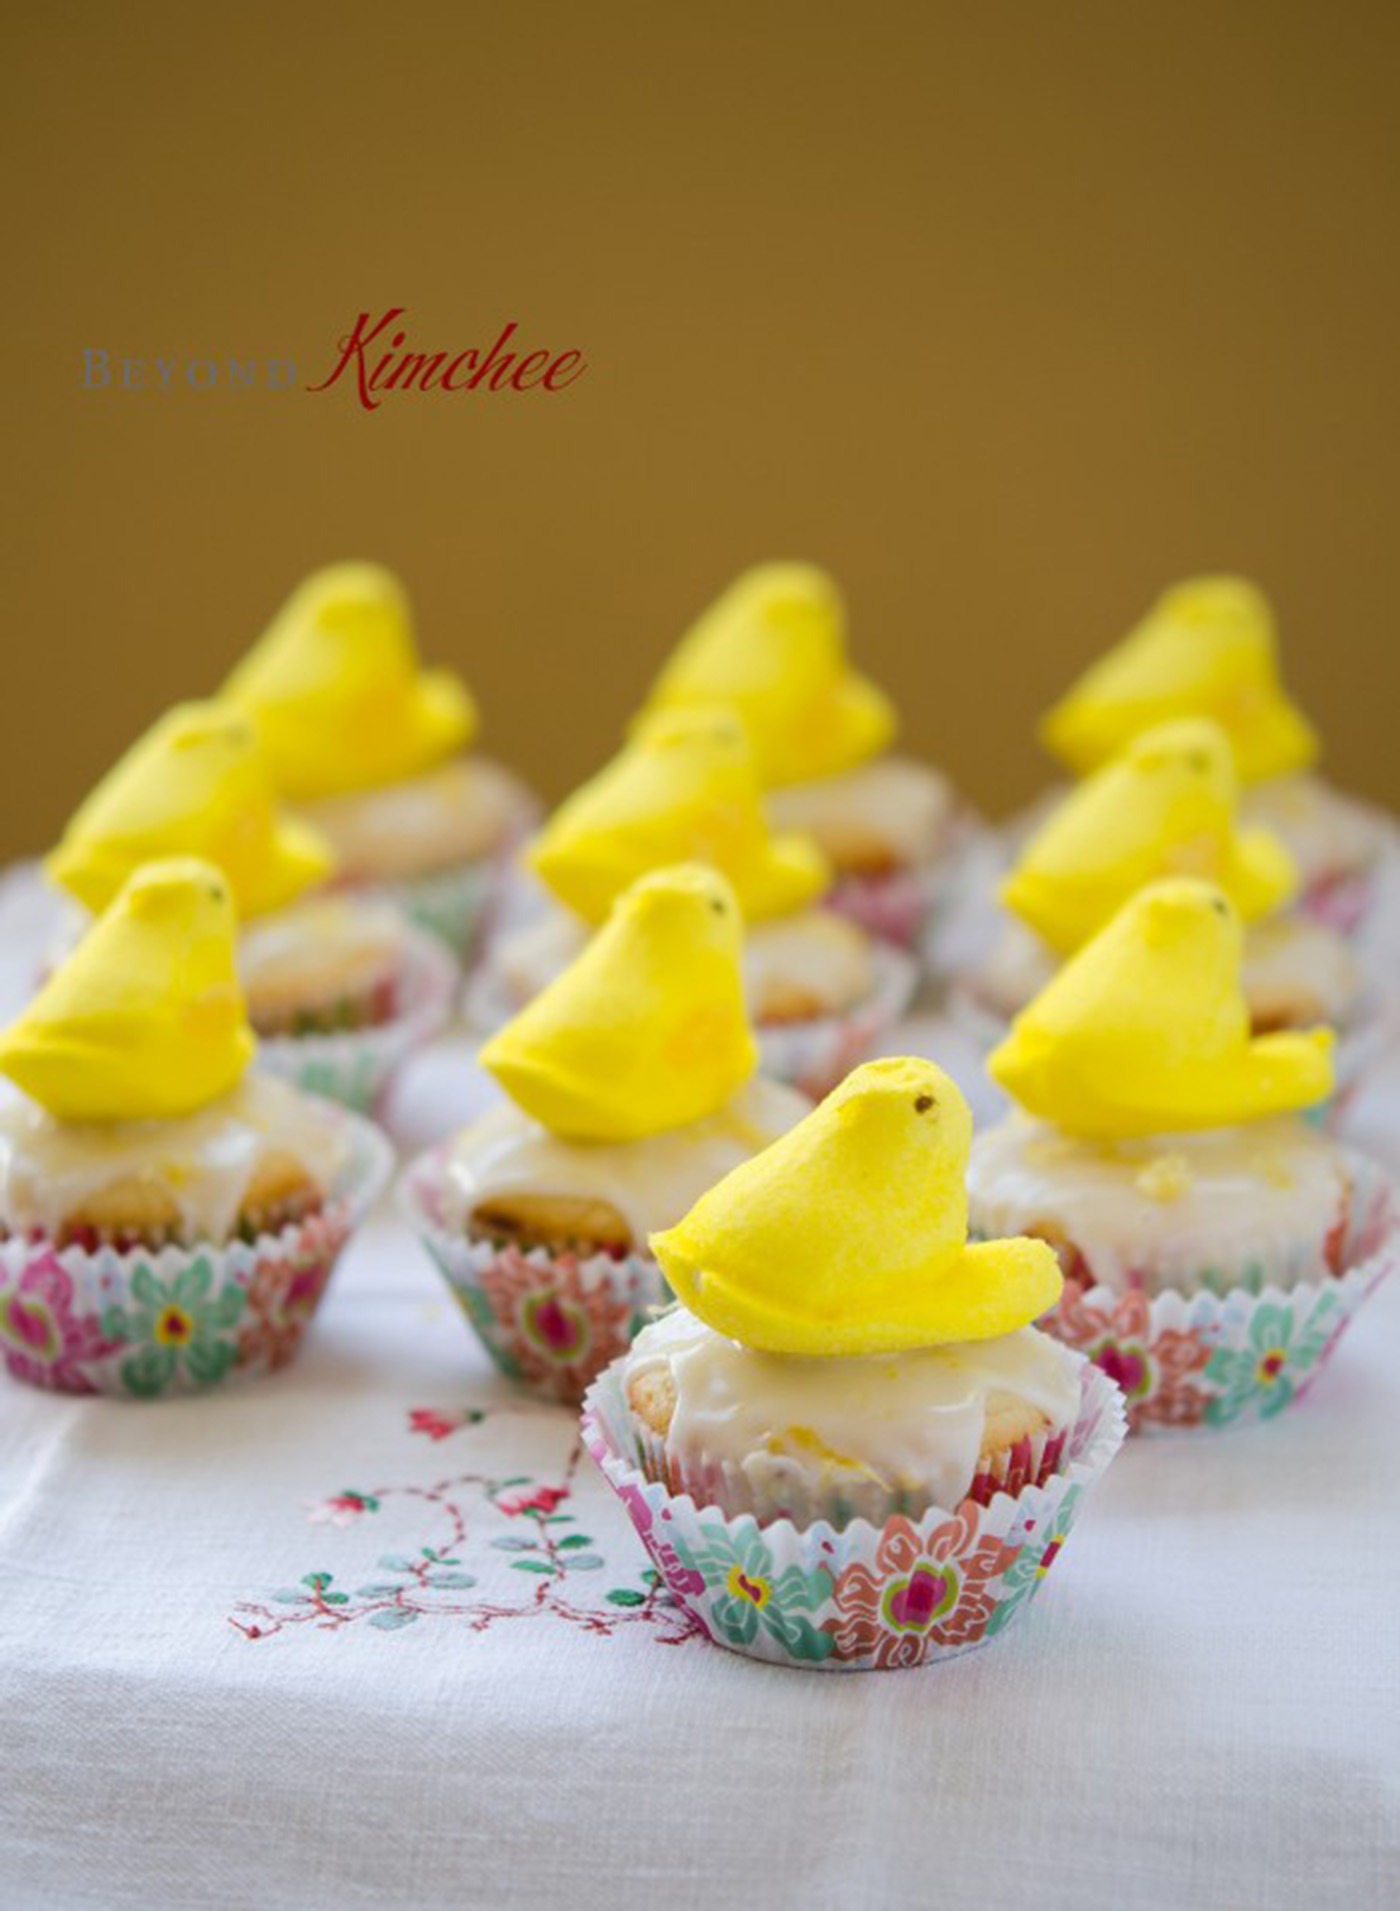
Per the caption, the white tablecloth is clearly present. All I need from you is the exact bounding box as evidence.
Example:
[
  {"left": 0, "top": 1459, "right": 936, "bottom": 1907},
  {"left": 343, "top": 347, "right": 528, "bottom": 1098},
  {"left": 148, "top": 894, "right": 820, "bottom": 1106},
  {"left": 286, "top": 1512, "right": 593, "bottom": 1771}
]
[{"left": 1, "top": 869, "right": 1398, "bottom": 1911}]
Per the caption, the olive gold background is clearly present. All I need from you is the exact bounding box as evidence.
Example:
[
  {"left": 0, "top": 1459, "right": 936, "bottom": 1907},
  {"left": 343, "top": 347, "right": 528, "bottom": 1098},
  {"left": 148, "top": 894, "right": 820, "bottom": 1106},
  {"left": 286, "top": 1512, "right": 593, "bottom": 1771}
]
[{"left": 4, "top": 1, "right": 1399, "bottom": 865}]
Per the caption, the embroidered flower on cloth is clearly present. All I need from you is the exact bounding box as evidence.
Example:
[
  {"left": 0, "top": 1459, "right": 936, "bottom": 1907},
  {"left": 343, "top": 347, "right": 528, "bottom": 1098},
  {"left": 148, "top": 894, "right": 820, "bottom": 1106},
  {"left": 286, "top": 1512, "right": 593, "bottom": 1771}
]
[
  {"left": 666, "top": 1521, "right": 833, "bottom": 1661},
  {"left": 1204, "top": 1292, "right": 1343, "bottom": 1426},
  {"left": 827, "top": 1507, "right": 1016, "bottom": 1668},
  {"left": 306, "top": 1490, "right": 380, "bottom": 1527},
  {"left": 100, "top": 1258, "right": 245, "bottom": 1397},
  {"left": 497, "top": 1484, "right": 570, "bottom": 1518},
  {"left": 408, "top": 1407, "right": 485, "bottom": 1441},
  {"left": 0, "top": 1250, "right": 117, "bottom": 1392}
]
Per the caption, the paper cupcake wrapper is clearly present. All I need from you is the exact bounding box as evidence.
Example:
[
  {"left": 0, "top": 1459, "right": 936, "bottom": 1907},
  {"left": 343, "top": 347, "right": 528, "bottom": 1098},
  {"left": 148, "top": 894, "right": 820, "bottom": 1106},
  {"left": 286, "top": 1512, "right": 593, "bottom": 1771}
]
[
  {"left": 398, "top": 1145, "right": 670, "bottom": 1406},
  {"left": 1034, "top": 1152, "right": 1398, "bottom": 1434},
  {"left": 824, "top": 812, "right": 984, "bottom": 951},
  {"left": 381, "top": 857, "right": 499, "bottom": 963},
  {"left": 758, "top": 943, "right": 919, "bottom": 1100},
  {"left": 582, "top": 1357, "right": 1126, "bottom": 1671},
  {"left": 255, "top": 925, "right": 458, "bottom": 1116},
  {"left": 0, "top": 1111, "right": 392, "bottom": 1399}
]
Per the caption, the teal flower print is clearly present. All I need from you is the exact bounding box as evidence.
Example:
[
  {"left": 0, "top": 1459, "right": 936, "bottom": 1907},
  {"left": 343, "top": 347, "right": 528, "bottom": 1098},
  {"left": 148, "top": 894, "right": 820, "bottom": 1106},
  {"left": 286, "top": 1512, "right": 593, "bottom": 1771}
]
[
  {"left": 986, "top": 1486, "right": 1082, "bottom": 1638},
  {"left": 1203, "top": 1292, "right": 1341, "bottom": 1427},
  {"left": 101, "top": 1258, "right": 245, "bottom": 1398},
  {"left": 669, "top": 1522, "right": 834, "bottom": 1663}
]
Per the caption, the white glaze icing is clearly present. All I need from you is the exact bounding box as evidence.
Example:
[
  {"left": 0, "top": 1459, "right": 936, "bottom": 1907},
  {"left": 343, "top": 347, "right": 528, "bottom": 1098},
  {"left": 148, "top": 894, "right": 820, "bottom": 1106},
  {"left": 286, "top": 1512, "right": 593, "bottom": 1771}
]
[
  {"left": 239, "top": 897, "right": 405, "bottom": 1005},
  {"left": 0, "top": 1073, "right": 350, "bottom": 1242},
  {"left": 443, "top": 1076, "right": 810, "bottom": 1244},
  {"left": 967, "top": 1112, "right": 1349, "bottom": 1295},
  {"left": 626, "top": 1305, "right": 1081, "bottom": 1512},
  {"left": 299, "top": 756, "right": 521, "bottom": 878},
  {"left": 767, "top": 755, "right": 955, "bottom": 869},
  {"left": 496, "top": 904, "right": 873, "bottom": 1021},
  {"left": 974, "top": 913, "right": 1359, "bottom": 1030}
]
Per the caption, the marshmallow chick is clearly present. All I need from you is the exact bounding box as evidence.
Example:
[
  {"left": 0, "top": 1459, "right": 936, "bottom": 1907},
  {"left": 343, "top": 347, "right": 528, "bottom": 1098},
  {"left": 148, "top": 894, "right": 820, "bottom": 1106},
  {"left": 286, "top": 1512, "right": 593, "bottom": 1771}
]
[
  {"left": 643, "top": 563, "right": 895, "bottom": 786},
  {"left": 529, "top": 706, "right": 829, "bottom": 925},
  {"left": 223, "top": 562, "right": 476, "bottom": 800},
  {"left": 989, "top": 879, "right": 1334, "bottom": 1138},
  {"left": 0, "top": 858, "right": 255, "bottom": 1122},
  {"left": 650, "top": 1057, "right": 1062, "bottom": 1356},
  {"left": 1042, "top": 576, "right": 1318, "bottom": 783},
  {"left": 47, "top": 702, "right": 330, "bottom": 920},
  {"left": 1002, "top": 718, "right": 1298, "bottom": 956},
  {"left": 479, "top": 864, "right": 759, "bottom": 1142}
]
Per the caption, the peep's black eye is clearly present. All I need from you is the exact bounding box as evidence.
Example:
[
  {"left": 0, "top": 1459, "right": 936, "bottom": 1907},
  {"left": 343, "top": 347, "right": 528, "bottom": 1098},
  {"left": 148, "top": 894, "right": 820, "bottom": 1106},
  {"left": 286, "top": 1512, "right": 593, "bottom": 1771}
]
[
  {"left": 1211, "top": 897, "right": 1230, "bottom": 918},
  {"left": 1187, "top": 752, "right": 1211, "bottom": 772},
  {"left": 710, "top": 897, "right": 726, "bottom": 916},
  {"left": 208, "top": 886, "right": 224, "bottom": 902},
  {"left": 914, "top": 1094, "right": 935, "bottom": 1114}
]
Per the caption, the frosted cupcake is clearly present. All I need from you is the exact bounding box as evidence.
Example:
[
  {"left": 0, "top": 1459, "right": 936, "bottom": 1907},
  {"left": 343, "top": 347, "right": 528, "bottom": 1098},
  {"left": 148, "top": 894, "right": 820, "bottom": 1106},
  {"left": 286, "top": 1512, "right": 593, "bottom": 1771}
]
[
  {"left": 47, "top": 702, "right": 455, "bottom": 1113},
  {"left": 968, "top": 879, "right": 1396, "bottom": 1432},
  {"left": 639, "top": 563, "right": 969, "bottom": 946},
  {"left": 583, "top": 1057, "right": 1125, "bottom": 1671},
  {"left": 401, "top": 864, "right": 809, "bottom": 1403},
  {"left": 957, "top": 720, "right": 1369, "bottom": 1090},
  {"left": 0, "top": 859, "right": 390, "bottom": 1396},
  {"left": 486, "top": 707, "right": 916, "bottom": 1097},
  {"left": 1042, "top": 576, "right": 1397, "bottom": 932},
  {"left": 222, "top": 563, "right": 536, "bottom": 959}
]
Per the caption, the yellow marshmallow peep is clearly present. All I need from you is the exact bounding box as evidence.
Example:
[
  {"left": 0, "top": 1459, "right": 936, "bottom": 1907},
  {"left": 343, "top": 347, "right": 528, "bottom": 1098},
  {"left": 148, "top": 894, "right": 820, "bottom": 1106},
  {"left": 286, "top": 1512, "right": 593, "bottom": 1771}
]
[
  {"left": 480, "top": 864, "right": 758, "bottom": 1142},
  {"left": 0, "top": 858, "right": 255, "bottom": 1122},
  {"left": 651, "top": 1057, "right": 1062, "bottom": 1356},
  {"left": 223, "top": 562, "right": 477, "bottom": 800},
  {"left": 1002, "top": 718, "right": 1298, "bottom": 956},
  {"left": 643, "top": 563, "right": 895, "bottom": 786},
  {"left": 529, "top": 707, "right": 829, "bottom": 925},
  {"left": 1042, "top": 576, "right": 1318, "bottom": 783},
  {"left": 989, "top": 879, "right": 1334, "bottom": 1138},
  {"left": 47, "top": 702, "right": 330, "bottom": 920}
]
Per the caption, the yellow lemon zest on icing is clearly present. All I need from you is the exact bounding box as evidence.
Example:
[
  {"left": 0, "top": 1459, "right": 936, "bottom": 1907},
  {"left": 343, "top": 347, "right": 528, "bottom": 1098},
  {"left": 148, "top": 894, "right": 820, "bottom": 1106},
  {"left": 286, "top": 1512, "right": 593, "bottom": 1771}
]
[
  {"left": 650, "top": 1057, "right": 1062, "bottom": 1356},
  {"left": 479, "top": 864, "right": 759, "bottom": 1141},
  {"left": 222, "top": 562, "right": 476, "bottom": 800},
  {"left": 0, "top": 858, "right": 256, "bottom": 1122},
  {"left": 1041, "top": 577, "right": 1318, "bottom": 784},
  {"left": 989, "top": 879, "right": 1334, "bottom": 1139},
  {"left": 1003, "top": 718, "right": 1298, "bottom": 957},
  {"left": 1136, "top": 1154, "right": 1193, "bottom": 1203},
  {"left": 528, "top": 706, "right": 829, "bottom": 925},
  {"left": 641, "top": 563, "right": 895, "bottom": 787},
  {"left": 46, "top": 701, "right": 330, "bottom": 922}
]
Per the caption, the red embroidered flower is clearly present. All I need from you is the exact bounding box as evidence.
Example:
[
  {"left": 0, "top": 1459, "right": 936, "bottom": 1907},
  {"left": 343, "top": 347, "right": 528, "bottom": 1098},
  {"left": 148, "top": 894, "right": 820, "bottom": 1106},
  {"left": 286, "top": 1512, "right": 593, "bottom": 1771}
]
[
  {"left": 827, "top": 1508, "right": 1017, "bottom": 1668},
  {"left": 498, "top": 1484, "right": 570, "bottom": 1518}
]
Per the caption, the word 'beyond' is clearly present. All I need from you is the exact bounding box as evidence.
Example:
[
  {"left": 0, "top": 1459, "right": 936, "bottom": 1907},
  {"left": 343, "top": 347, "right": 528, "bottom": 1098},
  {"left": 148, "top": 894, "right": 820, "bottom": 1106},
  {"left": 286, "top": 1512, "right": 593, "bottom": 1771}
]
[{"left": 307, "top": 310, "right": 587, "bottom": 411}]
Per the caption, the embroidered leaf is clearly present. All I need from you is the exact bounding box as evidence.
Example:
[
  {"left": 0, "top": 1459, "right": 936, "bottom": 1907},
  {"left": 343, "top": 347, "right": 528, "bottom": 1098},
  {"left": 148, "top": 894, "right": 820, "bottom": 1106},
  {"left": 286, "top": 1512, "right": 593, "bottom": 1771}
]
[
  {"left": 496, "top": 1476, "right": 532, "bottom": 1489},
  {"left": 322, "top": 1593, "right": 350, "bottom": 1606},
  {"left": 272, "top": 1589, "right": 310, "bottom": 1604},
  {"left": 426, "top": 1571, "right": 478, "bottom": 1589},
  {"left": 301, "top": 1572, "right": 334, "bottom": 1592},
  {"left": 510, "top": 1559, "right": 558, "bottom": 1575},
  {"left": 560, "top": 1554, "right": 604, "bottom": 1571},
  {"left": 541, "top": 1514, "right": 573, "bottom": 1525},
  {"left": 355, "top": 1583, "right": 404, "bottom": 1599},
  {"left": 555, "top": 1533, "right": 595, "bottom": 1550},
  {"left": 605, "top": 1589, "right": 646, "bottom": 1607},
  {"left": 377, "top": 1554, "right": 418, "bottom": 1571},
  {"left": 491, "top": 1537, "right": 537, "bottom": 1552},
  {"left": 368, "top": 1608, "right": 419, "bottom": 1630}
]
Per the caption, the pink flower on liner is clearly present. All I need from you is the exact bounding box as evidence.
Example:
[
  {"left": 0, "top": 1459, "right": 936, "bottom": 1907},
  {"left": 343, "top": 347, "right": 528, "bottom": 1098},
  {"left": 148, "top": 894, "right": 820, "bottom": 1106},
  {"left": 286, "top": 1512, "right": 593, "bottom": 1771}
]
[
  {"left": 306, "top": 1490, "right": 380, "bottom": 1527},
  {"left": 0, "top": 1250, "right": 118, "bottom": 1393},
  {"left": 497, "top": 1484, "right": 570, "bottom": 1518}
]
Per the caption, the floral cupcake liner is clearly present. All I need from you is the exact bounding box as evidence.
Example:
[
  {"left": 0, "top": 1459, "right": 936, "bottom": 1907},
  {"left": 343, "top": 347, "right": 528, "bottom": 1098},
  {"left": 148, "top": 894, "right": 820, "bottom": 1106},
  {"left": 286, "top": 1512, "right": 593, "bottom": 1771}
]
[
  {"left": 399, "top": 1144, "right": 670, "bottom": 1406},
  {"left": 824, "top": 813, "right": 984, "bottom": 952},
  {"left": 1034, "top": 1151, "right": 1398, "bottom": 1433},
  {"left": 758, "top": 943, "right": 919, "bottom": 1101},
  {"left": 582, "top": 1357, "right": 1125, "bottom": 1670},
  {"left": 0, "top": 1112, "right": 392, "bottom": 1399},
  {"left": 255, "top": 925, "right": 458, "bottom": 1116},
  {"left": 380, "top": 857, "right": 499, "bottom": 964}
]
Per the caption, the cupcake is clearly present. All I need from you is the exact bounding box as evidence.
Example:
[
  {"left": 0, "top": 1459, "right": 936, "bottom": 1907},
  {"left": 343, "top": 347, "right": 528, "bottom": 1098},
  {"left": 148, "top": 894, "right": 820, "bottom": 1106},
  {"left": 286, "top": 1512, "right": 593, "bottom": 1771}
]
[
  {"left": 222, "top": 563, "right": 537, "bottom": 959},
  {"left": 954, "top": 719, "right": 1371, "bottom": 1103},
  {"left": 0, "top": 859, "right": 390, "bottom": 1396},
  {"left": 639, "top": 563, "right": 970, "bottom": 947},
  {"left": 401, "top": 864, "right": 809, "bottom": 1403},
  {"left": 584, "top": 1057, "right": 1125, "bottom": 1670},
  {"left": 967, "top": 879, "right": 1397, "bottom": 1432},
  {"left": 47, "top": 701, "right": 455, "bottom": 1113},
  {"left": 1042, "top": 575, "right": 1398, "bottom": 932},
  {"left": 484, "top": 707, "right": 917, "bottom": 1097}
]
